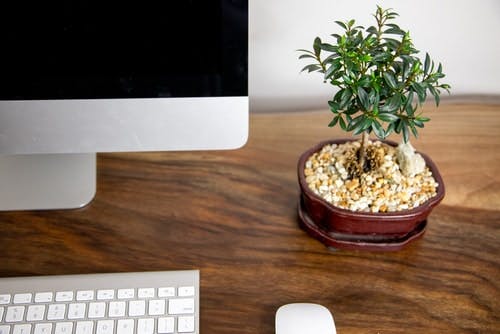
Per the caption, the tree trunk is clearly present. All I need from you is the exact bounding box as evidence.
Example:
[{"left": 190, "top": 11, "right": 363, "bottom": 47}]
[{"left": 358, "top": 131, "right": 370, "bottom": 173}]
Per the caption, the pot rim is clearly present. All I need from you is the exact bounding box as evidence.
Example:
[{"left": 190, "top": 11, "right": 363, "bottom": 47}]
[{"left": 297, "top": 138, "right": 445, "bottom": 219}]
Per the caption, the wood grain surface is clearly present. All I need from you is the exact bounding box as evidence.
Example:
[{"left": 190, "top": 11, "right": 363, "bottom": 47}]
[{"left": 1, "top": 101, "right": 499, "bottom": 333}]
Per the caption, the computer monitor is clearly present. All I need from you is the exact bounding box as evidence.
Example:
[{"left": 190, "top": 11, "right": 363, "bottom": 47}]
[{"left": 0, "top": 0, "right": 248, "bottom": 211}]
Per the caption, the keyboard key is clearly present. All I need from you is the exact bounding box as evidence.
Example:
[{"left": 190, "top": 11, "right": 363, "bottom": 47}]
[
  {"left": 148, "top": 299, "right": 166, "bottom": 316},
  {"left": 97, "top": 290, "right": 114, "bottom": 300},
  {"left": 0, "top": 295, "right": 11, "bottom": 305},
  {"left": 34, "top": 323, "right": 52, "bottom": 334},
  {"left": 96, "top": 320, "right": 113, "bottom": 334},
  {"left": 158, "top": 287, "right": 175, "bottom": 298},
  {"left": 13, "top": 324, "right": 31, "bottom": 334},
  {"left": 117, "top": 319, "right": 134, "bottom": 334},
  {"left": 55, "top": 291, "right": 73, "bottom": 302},
  {"left": 88, "top": 302, "right": 106, "bottom": 318},
  {"left": 34, "top": 292, "right": 53, "bottom": 303},
  {"left": 178, "top": 286, "right": 195, "bottom": 297},
  {"left": 0, "top": 307, "right": 4, "bottom": 322},
  {"left": 178, "top": 316, "right": 195, "bottom": 333},
  {"left": 13, "top": 293, "right": 32, "bottom": 304},
  {"left": 117, "top": 289, "right": 135, "bottom": 299},
  {"left": 76, "top": 290, "right": 94, "bottom": 301},
  {"left": 108, "top": 301, "right": 126, "bottom": 317},
  {"left": 138, "top": 288, "right": 155, "bottom": 299},
  {"left": 54, "top": 322, "right": 73, "bottom": 334},
  {"left": 129, "top": 300, "right": 146, "bottom": 317},
  {"left": 0, "top": 325, "right": 9, "bottom": 334},
  {"left": 47, "top": 304, "right": 66, "bottom": 320},
  {"left": 26, "top": 305, "right": 45, "bottom": 321},
  {"left": 5, "top": 306, "right": 25, "bottom": 322},
  {"left": 158, "top": 317, "right": 175, "bottom": 333},
  {"left": 137, "top": 318, "right": 154, "bottom": 334},
  {"left": 168, "top": 298, "right": 195, "bottom": 315},
  {"left": 75, "top": 321, "right": 93, "bottom": 334},
  {"left": 68, "top": 303, "right": 86, "bottom": 319}
]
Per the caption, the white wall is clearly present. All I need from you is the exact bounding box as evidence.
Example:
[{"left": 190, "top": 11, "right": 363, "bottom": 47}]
[{"left": 249, "top": 0, "right": 500, "bottom": 112}]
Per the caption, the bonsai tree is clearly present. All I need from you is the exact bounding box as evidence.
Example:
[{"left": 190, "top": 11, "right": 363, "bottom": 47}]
[{"left": 298, "top": 6, "right": 450, "bottom": 176}]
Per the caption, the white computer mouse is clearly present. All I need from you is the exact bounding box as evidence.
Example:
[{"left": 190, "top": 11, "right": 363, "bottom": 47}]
[{"left": 275, "top": 303, "right": 336, "bottom": 334}]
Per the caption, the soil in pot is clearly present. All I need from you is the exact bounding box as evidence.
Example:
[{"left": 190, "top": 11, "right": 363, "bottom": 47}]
[{"left": 303, "top": 139, "right": 439, "bottom": 213}]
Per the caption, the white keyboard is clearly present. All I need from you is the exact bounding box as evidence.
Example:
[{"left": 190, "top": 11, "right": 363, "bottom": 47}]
[{"left": 0, "top": 270, "right": 199, "bottom": 334}]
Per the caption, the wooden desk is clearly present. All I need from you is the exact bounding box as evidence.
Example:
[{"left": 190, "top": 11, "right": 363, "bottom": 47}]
[{"left": 1, "top": 101, "right": 499, "bottom": 333}]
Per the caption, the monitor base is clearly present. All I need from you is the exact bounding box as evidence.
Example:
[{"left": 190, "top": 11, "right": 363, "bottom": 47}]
[{"left": 0, "top": 153, "right": 96, "bottom": 211}]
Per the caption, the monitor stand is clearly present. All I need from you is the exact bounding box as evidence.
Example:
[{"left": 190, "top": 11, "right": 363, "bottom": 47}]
[{"left": 0, "top": 153, "right": 96, "bottom": 211}]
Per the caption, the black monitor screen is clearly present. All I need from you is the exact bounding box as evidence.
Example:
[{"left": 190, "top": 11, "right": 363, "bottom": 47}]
[{"left": 0, "top": 0, "right": 248, "bottom": 100}]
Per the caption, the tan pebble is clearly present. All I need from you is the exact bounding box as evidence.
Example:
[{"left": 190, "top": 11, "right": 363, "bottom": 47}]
[
  {"left": 345, "top": 178, "right": 360, "bottom": 191},
  {"left": 320, "top": 153, "right": 331, "bottom": 161},
  {"left": 305, "top": 175, "right": 317, "bottom": 184},
  {"left": 398, "top": 192, "right": 411, "bottom": 202},
  {"left": 304, "top": 168, "right": 314, "bottom": 176}
]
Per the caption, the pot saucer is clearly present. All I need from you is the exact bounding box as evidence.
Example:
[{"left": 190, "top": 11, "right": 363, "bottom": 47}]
[{"left": 298, "top": 198, "right": 427, "bottom": 251}]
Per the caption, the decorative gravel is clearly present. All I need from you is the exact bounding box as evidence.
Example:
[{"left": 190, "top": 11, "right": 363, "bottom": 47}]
[{"left": 303, "top": 140, "right": 439, "bottom": 213}]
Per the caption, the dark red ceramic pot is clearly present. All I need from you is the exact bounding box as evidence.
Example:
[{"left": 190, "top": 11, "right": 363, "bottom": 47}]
[{"left": 297, "top": 139, "right": 445, "bottom": 251}]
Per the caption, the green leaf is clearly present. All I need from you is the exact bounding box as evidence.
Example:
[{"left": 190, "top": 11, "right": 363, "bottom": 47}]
[
  {"left": 368, "top": 89, "right": 380, "bottom": 111},
  {"left": 329, "top": 115, "right": 339, "bottom": 127},
  {"left": 358, "top": 75, "right": 371, "bottom": 88},
  {"left": 383, "top": 72, "right": 398, "bottom": 89},
  {"left": 324, "top": 62, "right": 341, "bottom": 80},
  {"left": 403, "top": 91, "right": 414, "bottom": 111},
  {"left": 328, "top": 100, "right": 340, "bottom": 113},
  {"left": 384, "top": 27, "right": 405, "bottom": 35},
  {"left": 372, "top": 120, "right": 385, "bottom": 139},
  {"left": 313, "top": 37, "right": 322, "bottom": 57},
  {"left": 353, "top": 117, "right": 372, "bottom": 135},
  {"left": 405, "top": 100, "right": 416, "bottom": 116},
  {"left": 323, "top": 54, "right": 338, "bottom": 64},
  {"left": 357, "top": 87, "right": 370, "bottom": 111},
  {"left": 372, "top": 53, "right": 389, "bottom": 62},
  {"left": 300, "top": 64, "right": 321, "bottom": 73},
  {"left": 379, "top": 93, "right": 402, "bottom": 112},
  {"left": 298, "top": 54, "right": 316, "bottom": 60},
  {"left": 378, "top": 112, "right": 399, "bottom": 123},
  {"left": 297, "top": 49, "right": 312, "bottom": 54},
  {"left": 340, "top": 88, "right": 353, "bottom": 109},
  {"left": 401, "top": 121, "right": 410, "bottom": 143},
  {"left": 413, "top": 118, "right": 425, "bottom": 128},
  {"left": 334, "top": 21, "right": 347, "bottom": 30},
  {"left": 367, "top": 26, "right": 378, "bottom": 35},
  {"left": 320, "top": 43, "right": 338, "bottom": 52},
  {"left": 414, "top": 116, "right": 430, "bottom": 128},
  {"left": 383, "top": 37, "right": 401, "bottom": 50},
  {"left": 411, "top": 82, "right": 427, "bottom": 104},
  {"left": 408, "top": 119, "right": 419, "bottom": 138},
  {"left": 416, "top": 116, "right": 430, "bottom": 122},
  {"left": 424, "top": 53, "right": 431, "bottom": 75},
  {"left": 347, "top": 115, "right": 363, "bottom": 131},
  {"left": 428, "top": 85, "right": 440, "bottom": 106},
  {"left": 338, "top": 116, "right": 347, "bottom": 130},
  {"left": 395, "top": 119, "right": 403, "bottom": 133},
  {"left": 385, "top": 122, "right": 395, "bottom": 137},
  {"left": 333, "top": 89, "right": 344, "bottom": 102},
  {"left": 401, "top": 55, "right": 412, "bottom": 81}
]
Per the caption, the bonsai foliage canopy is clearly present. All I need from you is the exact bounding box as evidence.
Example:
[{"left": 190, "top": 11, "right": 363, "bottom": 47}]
[{"left": 298, "top": 6, "right": 450, "bottom": 143}]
